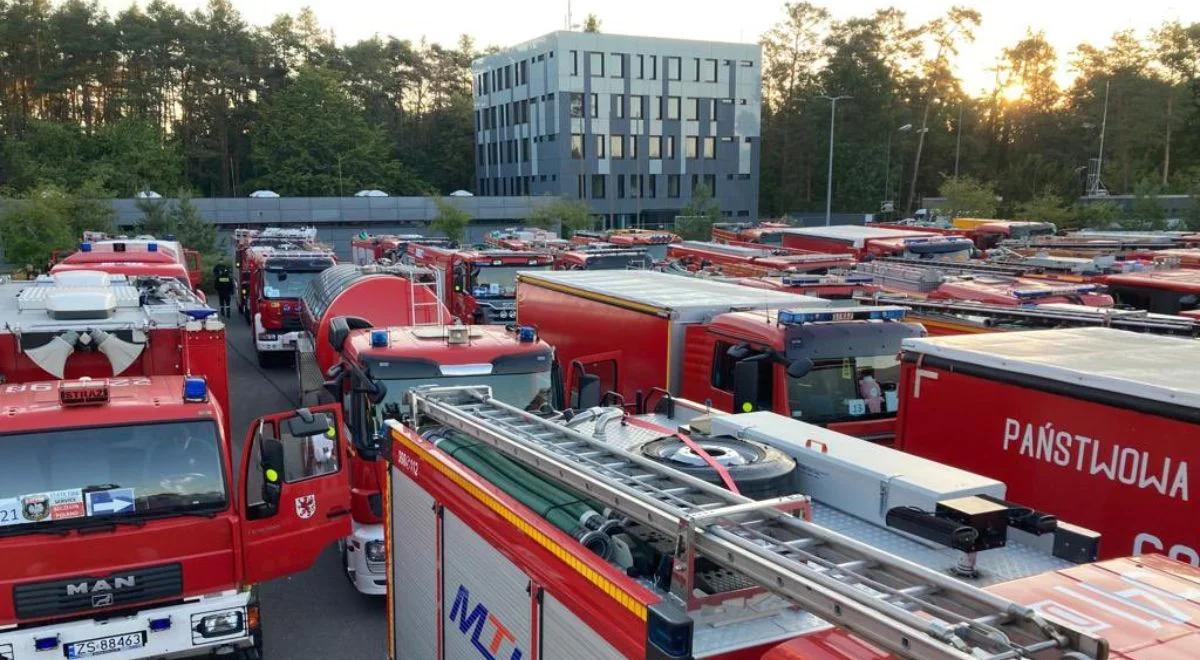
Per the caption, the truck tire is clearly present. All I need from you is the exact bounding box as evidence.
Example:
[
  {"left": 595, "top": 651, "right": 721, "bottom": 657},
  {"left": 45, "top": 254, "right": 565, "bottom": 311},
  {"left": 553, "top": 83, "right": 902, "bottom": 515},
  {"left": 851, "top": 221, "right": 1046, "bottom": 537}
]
[{"left": 637, "top": 436, "right": 796, "bottom": 499}]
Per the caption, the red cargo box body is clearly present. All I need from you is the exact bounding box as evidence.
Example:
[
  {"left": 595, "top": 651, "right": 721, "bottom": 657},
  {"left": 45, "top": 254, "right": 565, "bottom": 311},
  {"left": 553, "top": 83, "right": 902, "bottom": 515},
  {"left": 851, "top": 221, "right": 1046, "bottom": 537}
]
[
  {"left": 779, "top": 225, "right": 975, "bottom": 261},
  {"left": 666, "top": 240, "right": 855, "bottom": 277},
  {"left": 896, "top": 328, "right": 1199, "bottom": 565},
  {"left": 1104, "top": 268, "right": 1200, "bottom": 316}
]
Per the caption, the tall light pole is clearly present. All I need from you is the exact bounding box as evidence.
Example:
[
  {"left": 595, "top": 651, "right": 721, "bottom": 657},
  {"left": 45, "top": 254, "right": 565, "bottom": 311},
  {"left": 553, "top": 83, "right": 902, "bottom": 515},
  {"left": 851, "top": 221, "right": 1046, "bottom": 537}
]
[
  {"left": 953, "top": 103, "right": 964, "bottom": 178},
  {"left": 883, "top": 123, "right": 913, "bottom": 214},
  {"left": 818, "top": 95, "right": 850, "bottom": 226}
]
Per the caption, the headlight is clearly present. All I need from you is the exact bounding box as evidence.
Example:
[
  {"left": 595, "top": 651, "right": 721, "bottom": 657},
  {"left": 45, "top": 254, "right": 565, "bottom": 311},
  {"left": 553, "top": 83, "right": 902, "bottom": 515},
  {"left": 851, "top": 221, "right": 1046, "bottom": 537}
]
[
  {"left": 365, "top": 540, "right": 386, "bottom": 563},
  {"left": 193, "top": 609, "right": 244, "bottom": 638}
]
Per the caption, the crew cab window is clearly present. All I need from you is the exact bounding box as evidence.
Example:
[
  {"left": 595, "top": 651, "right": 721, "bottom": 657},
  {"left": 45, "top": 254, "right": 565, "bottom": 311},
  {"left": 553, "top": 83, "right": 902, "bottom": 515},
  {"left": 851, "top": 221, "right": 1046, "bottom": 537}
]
[
  {"left": 281, "top": 423, "right": 339, "bottom": 481},
  {"left": 712, "top": 341, "right": 735, "bottom": 391},
  {"left": 787, "top": 355, "right": 900, "bottom": 424}
]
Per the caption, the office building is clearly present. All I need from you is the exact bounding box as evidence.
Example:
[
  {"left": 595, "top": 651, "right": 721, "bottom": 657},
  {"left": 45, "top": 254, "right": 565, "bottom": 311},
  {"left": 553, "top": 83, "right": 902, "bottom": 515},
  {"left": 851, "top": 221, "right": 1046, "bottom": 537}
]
[{"left": 472, "top": 31, "right": 761, "bottom": 227}]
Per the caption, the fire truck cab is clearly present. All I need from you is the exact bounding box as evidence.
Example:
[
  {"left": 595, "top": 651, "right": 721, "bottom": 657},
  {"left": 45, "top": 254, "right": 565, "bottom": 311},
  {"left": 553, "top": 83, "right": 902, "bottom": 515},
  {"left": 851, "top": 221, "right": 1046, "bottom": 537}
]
[
  {"left": 553, "top": 245, "right": 648, "bottom": 270},
  {"left": 405, "top": 244, "right": 553, "bottom": 324},
  {"left": 711, "top": 221, "right": 792, "bottom": 247},
  {"left": 52, "top": 235, "right": 202, "bottom": 292},
  {"left": 233, "top": 227, "right": 321, "bottom": 315},
  {"left": 0, "top": 272, "right": 352, "bottom": 660},
  {"left": 667, "top": 240, "right": 855, "bottom": 277},
  {"left": 517, "top": 270, "right": 924, "bottom": 441},
  {"left": 1102, "top": 268, "right": 1200, "bottom": 316},
  {"left": 241, "top": 245, "right": 336, "bottom": 365},
  {"left": 780, "top": 225, "right": 976, "bottom": 262},
  {"left": 350, "top": 234, "right": 453, "bottom": 266}
]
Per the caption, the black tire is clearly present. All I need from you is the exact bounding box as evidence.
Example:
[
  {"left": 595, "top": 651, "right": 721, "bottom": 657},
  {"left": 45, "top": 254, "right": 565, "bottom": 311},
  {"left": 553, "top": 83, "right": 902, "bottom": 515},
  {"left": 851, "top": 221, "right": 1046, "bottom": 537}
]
[{"left": 637, "top": 435, "right": 795, "bottom": 499}]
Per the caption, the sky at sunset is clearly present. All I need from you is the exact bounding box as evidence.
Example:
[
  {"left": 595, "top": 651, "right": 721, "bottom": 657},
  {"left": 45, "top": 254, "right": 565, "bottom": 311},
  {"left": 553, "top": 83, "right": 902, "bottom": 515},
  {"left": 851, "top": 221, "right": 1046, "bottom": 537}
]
[{"left": 100, "top": 0, "right": 1200, "bottom": 94}]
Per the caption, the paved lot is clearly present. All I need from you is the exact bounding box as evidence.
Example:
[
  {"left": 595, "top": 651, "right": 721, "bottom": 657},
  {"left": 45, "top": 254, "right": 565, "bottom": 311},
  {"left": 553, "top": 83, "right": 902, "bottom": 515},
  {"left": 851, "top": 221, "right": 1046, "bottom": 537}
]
[{"left": 224, "top": 312, "right": 386, "bottom": 659}]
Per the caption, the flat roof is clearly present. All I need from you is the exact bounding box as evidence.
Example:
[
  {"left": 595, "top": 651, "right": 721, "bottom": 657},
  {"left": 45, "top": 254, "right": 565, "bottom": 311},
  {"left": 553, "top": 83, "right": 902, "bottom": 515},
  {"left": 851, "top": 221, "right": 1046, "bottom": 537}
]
[
  {"left": 901, "top": 327, "right": 1200, "bottom": 408},
  {"left": 517, "top": 270, "right": 828, "bottom": 318},
  {"left": 780, "top": 225, "right": 936, "bottom": 246}
]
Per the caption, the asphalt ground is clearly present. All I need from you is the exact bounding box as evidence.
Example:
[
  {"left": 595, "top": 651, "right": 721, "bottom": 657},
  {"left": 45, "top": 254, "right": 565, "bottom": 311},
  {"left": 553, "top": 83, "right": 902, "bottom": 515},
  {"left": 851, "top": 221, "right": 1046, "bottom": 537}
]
[{"left": 223, "top": 311, "right": 386, "bottom": 659}]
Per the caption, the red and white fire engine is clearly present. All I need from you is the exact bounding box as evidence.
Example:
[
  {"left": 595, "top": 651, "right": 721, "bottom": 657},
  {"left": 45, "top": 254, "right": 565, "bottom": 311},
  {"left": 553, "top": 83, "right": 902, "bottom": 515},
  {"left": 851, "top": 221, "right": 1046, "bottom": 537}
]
[
  {"left": 779, "top": 225, "right": 976, "bottom": 262},
  {"left": 517, "top": 270, "right": 923, "bottom": 441},
  {"left": 870, "top": 219, "right": 1057, "bottom": 250},
  {"left": 895, "top": 328, "right": 1199, "bottom": 565},
  {"left": 233, "top": 227, "right": 321, "bottom": 314},
  {"left": 52, "top": 234, "right": 203, "bottom": 292},
  {"left": 290, "top": 263, "right": 556, "bottom": 594},
  {"left": 382, "top": 385, "right": 1134, "bottom": 659},
  {"left": 572, "top": 228, "right": 681, "bottom": 262},
  {"left": 666, "top": 240, "right": 855, "bottom": 277},
  {"left": 485, "top": 228, "right": 569, "bottom": 251},
  {"left": 0, "top": 271, "right": 352, "bottom": 659},
  {"left": 1102, "top": 268, "right": 1200, "bottom": 318},
  {"left": 711, "top": 221, "right": 792, "bottom": 247},
  {"left": 405, "top": 243, "right": 553, "bottom": 324},
  {"left": 349, "top": 233, "right": 454, "bottom": 266},
  {"left": 552, "top": 244, "right": 649, "bottom": 270},
  {"left": 238, "top": 242, "right": 336, "bottom": 365}
]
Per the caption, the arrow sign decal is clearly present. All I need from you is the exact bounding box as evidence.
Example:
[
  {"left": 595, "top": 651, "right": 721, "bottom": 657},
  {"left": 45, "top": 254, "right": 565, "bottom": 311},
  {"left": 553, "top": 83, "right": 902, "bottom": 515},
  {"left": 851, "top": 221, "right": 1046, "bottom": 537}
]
[{"left": 86, "top": 488, "right": 136, "bottom": 516}]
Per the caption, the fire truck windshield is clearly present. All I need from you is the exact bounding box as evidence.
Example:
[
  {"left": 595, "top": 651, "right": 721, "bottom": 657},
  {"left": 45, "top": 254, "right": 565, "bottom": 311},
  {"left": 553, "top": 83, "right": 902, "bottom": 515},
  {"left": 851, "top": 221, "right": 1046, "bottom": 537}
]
[
  {"left": 376, "top": 371, "right": 553, "bottom": 420},
  {"left": 786, "top": 354, "right": 901, "bottom": 425},
  {"left": 0, "top": 421, "right": 226, "bottom": 533},
  {"left": 263, "top": 270, "right": 320, "bottom": 299},
  {"left": 472, "top": 265, "right": 549, "bottom": 298},
  {"left": 642, "top": 244, "right": 669, "bottom": 262}
]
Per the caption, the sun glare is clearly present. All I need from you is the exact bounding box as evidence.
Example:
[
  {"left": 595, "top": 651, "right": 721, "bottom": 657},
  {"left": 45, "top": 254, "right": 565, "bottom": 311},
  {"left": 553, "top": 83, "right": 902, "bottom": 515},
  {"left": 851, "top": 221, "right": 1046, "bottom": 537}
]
[{"left": 1001, "top": 81, "right": 1026, "bottom": 102}]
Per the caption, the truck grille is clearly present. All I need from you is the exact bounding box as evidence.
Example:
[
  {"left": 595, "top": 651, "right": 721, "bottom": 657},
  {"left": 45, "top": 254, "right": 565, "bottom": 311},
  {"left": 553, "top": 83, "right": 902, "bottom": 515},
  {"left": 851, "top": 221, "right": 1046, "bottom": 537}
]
[
  {"left": 280, "top": 314, "right": 303, "bottom": 331},
  {"left": 14, "top": 563, "right": 182, "bottom": 619}
]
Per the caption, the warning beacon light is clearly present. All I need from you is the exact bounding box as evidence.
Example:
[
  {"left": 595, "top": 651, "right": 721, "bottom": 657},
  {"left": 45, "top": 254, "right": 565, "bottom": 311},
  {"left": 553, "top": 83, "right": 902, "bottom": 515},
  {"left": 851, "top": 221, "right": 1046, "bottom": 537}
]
[
  {"left": 370, "top": 330, "right": 390, "bottom": 347},
  {"left": 183, "top": 376, "right": 209, "bottom": 403}
]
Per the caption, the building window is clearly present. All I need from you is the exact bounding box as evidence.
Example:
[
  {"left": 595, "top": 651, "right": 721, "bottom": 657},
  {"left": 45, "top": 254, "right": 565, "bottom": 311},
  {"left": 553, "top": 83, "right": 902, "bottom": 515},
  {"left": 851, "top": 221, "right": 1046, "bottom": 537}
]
[
  {"left": 504, "top": 65, "right": 512, "bottom": 88},
  {"left": 686, "top": 98, "right": 700, "bottom": 121},
  {"left": 630, "top": 95, "right": 644, "bottom": 119},
  {"left": 692, "top": 58, "right": 701, "bottom": 82},
  {"left": 653, "top": 96, "right": 662, "bottom": 120},
  {"left": 649, "top": 135, "right": 661, "bottom": 159},
  {"left": 629, "top": 135, "right": 639, "bottom": 159},
  {"left": 740, "top": 60, "right": 754, "bottom": 67},
  {"left": 705, "top": 173, "right": 717, "bottom": 194},
  {"left": 614, "top": 94, "right": 625, "bottom": 119},
  {"left": 577, "top": 174, "right": 585, "bottom": 198},
  {"left": 666, "top": 96, "right": 680, "bottom": 120},
  {"left": 589, "top": 51, "right": 604, "bottom": 76},
  {"left": 570, "top": 50, "right": 579, "bottom": 75},
  {"left": 595, "top": 134, "right": 606, "bottom": 159},
  {"left": 571, "top": 134, "right": 585, "bottom": 159},
  {"left": 667, "top": 174, "right": 680, "bottom": 198},
  {"left": 589, "top": 93, "right": 599, "bottom": 118},
  {"left": 666, "top": 56, "right": 681, "bottom": 80},
  {"left": 617, "top": 175, "right": 626, "bottom": 198},
  {"left": 665, "top": 135, "right": 676, "bottom": 159},
  {"left": 703, "top": 136, "right": 715, "bottom": 159},
  {"left": 569, "top": 93, "right": 584, "bottom": 118},
  {"left": 630, "top": 174, "right": 642, "bottom": 198},
  {"left": 610, "top": 134, "right": 624, "bottom": 159},
  {"left": 591, "top": 174, "right": 606, "bottom": 199},
  {"left": 610, "top": 53, "right": 624, "bottom": 78},
  {"left": 708, "top": 99, "right": 718, "bottom": 119},
  {"left": 706, "top": 58, "right": 718, "bottom": 82},
  {"left": 522, "top": 138, "right": 531, "bottom": 161},
  {"left": 685, "top": 136, "right": 698, "bottom": 159}
]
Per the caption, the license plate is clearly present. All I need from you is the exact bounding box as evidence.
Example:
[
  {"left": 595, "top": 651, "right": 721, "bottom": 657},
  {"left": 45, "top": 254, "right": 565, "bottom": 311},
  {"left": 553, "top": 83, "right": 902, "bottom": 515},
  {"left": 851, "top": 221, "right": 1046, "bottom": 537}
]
[{"left": 64, "top": 632, "right": 145, "bottom": 658}]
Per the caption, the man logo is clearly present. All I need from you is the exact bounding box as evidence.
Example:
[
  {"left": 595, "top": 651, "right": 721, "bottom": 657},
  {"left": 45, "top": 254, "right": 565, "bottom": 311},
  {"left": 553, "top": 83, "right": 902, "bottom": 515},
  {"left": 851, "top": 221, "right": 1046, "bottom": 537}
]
[
  {"left": 91, "top": 593, "right": 114, "bottom": 608},
  {"left": 66, "top": 576, "right": 136, "bottom": 596},
  {"left": 295, "top": 494, "right": 317, "bottom": 519}
]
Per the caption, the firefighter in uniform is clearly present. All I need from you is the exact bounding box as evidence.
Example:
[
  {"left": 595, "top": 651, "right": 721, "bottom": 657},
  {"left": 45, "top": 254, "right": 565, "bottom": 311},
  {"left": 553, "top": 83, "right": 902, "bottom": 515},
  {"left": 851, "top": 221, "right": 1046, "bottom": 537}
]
[{"left": 212, "top": 262, "right": 234, "bottom": 317}]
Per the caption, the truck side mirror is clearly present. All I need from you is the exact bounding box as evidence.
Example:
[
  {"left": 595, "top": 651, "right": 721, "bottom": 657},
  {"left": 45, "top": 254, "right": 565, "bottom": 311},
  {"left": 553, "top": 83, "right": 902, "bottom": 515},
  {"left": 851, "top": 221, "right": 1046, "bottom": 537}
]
[
  {"left": 786, "top": 358, "right": 814, "bottom": 379},
  {"left": 328, "top": 316, "right": 373, "bottom": 353},
  {"left": 732, "top": 354, "right": 770, "bottom": 413},
  {"left": 259, "top": 435, "right": 285, "bottom": 516},
  {"left": 576, "top": 373, "right": 602, "bottom": 409}
]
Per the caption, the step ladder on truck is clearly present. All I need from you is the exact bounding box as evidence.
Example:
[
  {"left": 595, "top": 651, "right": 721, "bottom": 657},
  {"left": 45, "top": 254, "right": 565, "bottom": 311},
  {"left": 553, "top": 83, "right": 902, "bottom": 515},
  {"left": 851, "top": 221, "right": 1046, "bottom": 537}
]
[{"left": 384, "top": 385, "right": 1113, "bottom": 660}]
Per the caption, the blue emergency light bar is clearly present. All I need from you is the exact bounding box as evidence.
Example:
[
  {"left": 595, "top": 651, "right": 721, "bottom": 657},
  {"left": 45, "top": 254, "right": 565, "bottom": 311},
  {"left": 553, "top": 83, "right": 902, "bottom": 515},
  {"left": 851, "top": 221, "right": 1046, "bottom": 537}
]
[
  {"left": 183, "top": 308, "right": 217, "bottom": 320},
  {"left": 517, "top": 326, "right": 536, "bottom": 342},
  {"left": 370, "top": 329, "right": 390, "bottom": 347},
  {"left": 845, "top": 274, "right": 875, "bottom": 283},
  {"left": 781, "top": 275, "right": 822, "bottom": 285},
  {"left": 778, "top": 306, "right": 908, "bottom": 324},
  {"left": 79, "top": 242, "right": 92, "bottom": 252},
  {"left": 147, "top": 242, "right": 158, "bottom": 252},
  {"left": 183, "top": 376, "right": 208, "bottom": 403}
]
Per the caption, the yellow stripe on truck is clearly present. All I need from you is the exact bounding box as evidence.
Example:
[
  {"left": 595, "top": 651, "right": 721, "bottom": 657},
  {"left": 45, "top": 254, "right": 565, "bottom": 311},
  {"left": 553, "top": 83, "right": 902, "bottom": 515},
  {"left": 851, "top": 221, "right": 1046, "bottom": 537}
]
[{"left": 391, "top": 428, "right": 650, "bottom": 621}]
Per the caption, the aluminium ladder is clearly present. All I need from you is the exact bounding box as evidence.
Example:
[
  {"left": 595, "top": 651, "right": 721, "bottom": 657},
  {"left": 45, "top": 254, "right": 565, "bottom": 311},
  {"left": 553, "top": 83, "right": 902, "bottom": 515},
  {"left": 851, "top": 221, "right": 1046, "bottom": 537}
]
[
  {"left": 862, "top": 293, "right": 1200, "bottom": 337},
  {"left": 405, "top": 386, "right": 1108, "bottom": 660}
]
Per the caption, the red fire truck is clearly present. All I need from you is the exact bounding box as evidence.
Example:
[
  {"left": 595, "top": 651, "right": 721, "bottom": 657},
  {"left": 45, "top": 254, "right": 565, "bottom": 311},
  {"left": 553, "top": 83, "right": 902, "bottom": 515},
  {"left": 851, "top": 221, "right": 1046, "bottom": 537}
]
[
  {"left": 895, "top": 327, "right": 1199, "bottom": 565},
  {"left": 871, "top": 219, "right": 1057, "bottom": 250},
  {"left": 485, "top": 227, "right": 568, "bottom": 251},
  {"left": 52, "top": 235, "right": 202, "bottom": 291},
  {"left": 780, "top": 225, "right": 976, "bottom": 262},
  {"left": 1102, "top": 268, "right": 1200, "bottom": 317},
  {"left": 553, "top": 245, "right": 648, "bottom": 270},
  {"left": 233, "top": 227, "right": 321, "bottom": 314},
  {"left": 350, "top": 233, "right": 454, "bottom": 266},
  {"left": 724, "top": 273, "right": 879, "bottom": 300},
  {"left": 666, "top": 241, "right": 855, "bottom": 277},
  {"left": 0, "top": 271, "right": 352, "bottom": 659},
  {"left": 240, "top": 244, "right": 336, "bottom": 365},
  {"left": 1157, "top": 248, "right": 1200, "bottom": 268},
  {"left": 856, "top": 261, "right": 1114, "bottom": 307},
  {"left": 711, "top": 221, "right": 792, "bottom": 247},
  {"left": 517, "top": 270, "right": 923, "bottom": 440},
  {"left": 405, "top": 243, "right": 553, "bottom": 324},
  {"left": 383, "top": 385, "right": 1113, "bottom": 660},
  {"left": 572, "top": 228, "right": 681, "bottom": 262},
  {"left": 293, "top": 263, "right": 555, "bottom": 594}
]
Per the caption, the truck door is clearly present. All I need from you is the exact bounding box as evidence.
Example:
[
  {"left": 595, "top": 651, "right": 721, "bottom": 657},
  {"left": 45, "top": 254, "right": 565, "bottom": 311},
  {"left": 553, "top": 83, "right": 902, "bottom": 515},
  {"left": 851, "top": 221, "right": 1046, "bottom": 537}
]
[{"left": 239, "top": 404, "right": 352, "bottom": 584}]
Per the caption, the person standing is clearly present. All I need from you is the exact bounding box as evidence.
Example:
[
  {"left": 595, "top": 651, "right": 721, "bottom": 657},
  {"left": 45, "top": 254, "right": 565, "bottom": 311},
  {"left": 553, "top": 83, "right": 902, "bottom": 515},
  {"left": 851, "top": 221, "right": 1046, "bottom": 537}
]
[{"left": 212, "top": 261, "right": 234, "bottom": 317}]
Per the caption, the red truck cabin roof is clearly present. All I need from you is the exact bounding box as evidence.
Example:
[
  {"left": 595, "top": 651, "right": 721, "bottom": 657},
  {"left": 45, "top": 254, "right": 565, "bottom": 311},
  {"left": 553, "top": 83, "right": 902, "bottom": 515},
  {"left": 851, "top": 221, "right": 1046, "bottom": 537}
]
[
  {"left": 668, "top": 241, "right": 855, "bottom": 273},
  {"left": 51, "top": 259, "right": 192, "bottom": 286},
  {"left": 1, "top": 375, "right": 221, "bottom": 434},
  {"left": 1158, "top": 249, "right": 1200, "bottom": 268},
  {"left": 1105, "top": 268, "right": 1200, "bottom": 293},
  {"left": 709, "top": 308, "right": 923, "bottom": 357},
  {"left": 1104, "top": 268, "right": 1200, "bottom": 315},
  {"left": 929, "top": 276, "right": 1113, "bottom": 307},
  {"left": 342, "top": 325, "right": 552, "bottom": 375},
  {"left": 554, "top": 248, "right": 646, "bottom": 270}
]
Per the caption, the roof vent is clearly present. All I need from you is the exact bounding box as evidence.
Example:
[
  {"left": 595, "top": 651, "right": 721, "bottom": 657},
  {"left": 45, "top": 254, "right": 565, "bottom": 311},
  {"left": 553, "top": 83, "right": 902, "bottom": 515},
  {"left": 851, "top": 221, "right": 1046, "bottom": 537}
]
[{"left": 51, "top": 270, "right": 114, "bottom": 287}]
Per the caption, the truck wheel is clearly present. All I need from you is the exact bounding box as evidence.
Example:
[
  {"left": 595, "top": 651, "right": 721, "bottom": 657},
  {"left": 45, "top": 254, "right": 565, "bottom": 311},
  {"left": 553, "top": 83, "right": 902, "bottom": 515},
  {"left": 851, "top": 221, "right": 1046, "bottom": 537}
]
[{"left": 637, "top": 436, "right": 796, "bottom": 499}]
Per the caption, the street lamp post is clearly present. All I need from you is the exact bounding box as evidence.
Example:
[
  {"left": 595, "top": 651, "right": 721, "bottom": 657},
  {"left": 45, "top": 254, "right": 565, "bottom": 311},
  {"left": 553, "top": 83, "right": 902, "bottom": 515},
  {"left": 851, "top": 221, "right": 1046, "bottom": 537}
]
[
  {"left": 818, "top": 95, "right": 850, "bottom": 227},
  {"left": 883, "top": 123, "right": 913, "bottom": 215}
]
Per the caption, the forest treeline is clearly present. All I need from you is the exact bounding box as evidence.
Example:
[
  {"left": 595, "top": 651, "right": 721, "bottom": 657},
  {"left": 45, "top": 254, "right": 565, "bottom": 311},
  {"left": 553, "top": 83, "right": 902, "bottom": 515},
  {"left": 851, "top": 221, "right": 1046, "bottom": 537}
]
[{"left": 1, "top": 0, "right": 1200, "bottom": 223}]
